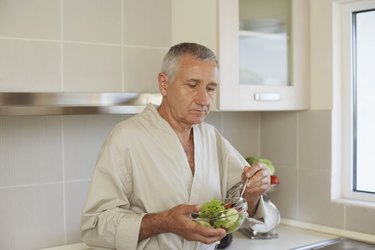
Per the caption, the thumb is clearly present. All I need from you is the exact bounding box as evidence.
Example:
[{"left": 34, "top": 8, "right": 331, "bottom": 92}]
[
  {"left": 184, "top": 204, "right": 201, "bottom": 215},
  {"left": 192, "top": 204, "right": 201, "bottom": 213}
]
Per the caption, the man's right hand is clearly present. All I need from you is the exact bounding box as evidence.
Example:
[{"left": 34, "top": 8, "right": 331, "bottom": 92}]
[{"left": 139, "top": 204, "right": 227, "bottom": 245}]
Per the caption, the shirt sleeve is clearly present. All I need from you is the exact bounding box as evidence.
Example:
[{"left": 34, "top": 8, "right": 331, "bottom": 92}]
[
  {"left": 218, "top": 135, "right": 267, "bottom": 224},
  {"left": 81, "top": 142, "right": 147, "bottom": 250}
]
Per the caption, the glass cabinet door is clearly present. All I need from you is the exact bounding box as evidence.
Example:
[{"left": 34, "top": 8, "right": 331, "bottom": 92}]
[
  {"left": 239, "top": 0, "right": 291, "bottom": 86},
  {"left": 217, "top": 0, "right": 309, "bottom": 110}
]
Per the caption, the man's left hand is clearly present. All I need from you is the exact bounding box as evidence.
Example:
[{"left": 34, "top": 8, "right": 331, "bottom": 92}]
[{"left": 241, "top": 163, "right": 271, "bottom": 216}]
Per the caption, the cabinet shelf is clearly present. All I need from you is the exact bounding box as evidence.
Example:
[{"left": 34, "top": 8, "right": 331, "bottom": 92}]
[{"left": 239, "top": 30, "right": 288, "bottom": 40}]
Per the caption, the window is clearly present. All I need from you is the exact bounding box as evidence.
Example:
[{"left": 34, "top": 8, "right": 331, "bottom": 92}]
[
  {"left": 332, "top": 0, "right": 375, "bottom": 205},
  {"left": 352, "top": 8, "right": 375, "bottom": 194}
]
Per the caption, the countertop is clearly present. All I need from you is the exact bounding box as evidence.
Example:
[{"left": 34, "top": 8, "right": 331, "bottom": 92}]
[
  {"left": 40, "top": 224, "right": 339, "bottom": 250},
  {"left": 226, "top": 224, "right": 338, "bottom": 250}
]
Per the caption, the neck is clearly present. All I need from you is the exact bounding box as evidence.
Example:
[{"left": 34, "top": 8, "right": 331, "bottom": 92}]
[
  {"left": 157, "top": 102, "right": 192, "bottom": 137},
  {"left": 157, "top": 102, "right": 195, "bottom": 176}
]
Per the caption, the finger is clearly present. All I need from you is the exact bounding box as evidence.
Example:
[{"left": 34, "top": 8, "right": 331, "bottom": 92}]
[
  {"left": 243, "top": 164, "right": 266, "bottom": 179},
  {"left": 178, "top": 204, "right": 201, "bottom": 216},
  {"left": 241, "top": 166, "right": 254, "bottom": 182},
  {"left": 246, "top": 170, "right": 270, "bottom": 193},
  {"left": 250, "top": 171, "right": 270, "bottom": 187},
  {"left": 188, "top": 223, "right": 226, "bottom": 243},
  {"left": 203, "top": 227, "right": 226, "bottom": 237},
  {"left": 194, "top": 226, "right": 226, "bottom": 239},
  {"left": 247, "top": 174, "right": 270, "bottom": 189},
  {"left": 247, "top": 185, "right": 269, "bottom": 196},
  {"left": 245, "top": 167, "right": 268, "bottom": 184},
  {"left": 189, "top": 233, "right": 223, "bottom": 245}
]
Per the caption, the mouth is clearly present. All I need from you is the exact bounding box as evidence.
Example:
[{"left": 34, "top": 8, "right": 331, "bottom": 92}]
[{"left": 192, "top": 109, "right": 208, "bottom": 115}]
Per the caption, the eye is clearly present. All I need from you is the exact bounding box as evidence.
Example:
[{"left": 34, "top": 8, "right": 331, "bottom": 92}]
[
  {"left": 188, "top": 83, "right": 198, "bottom": 88},
  {"left": 186, "top": 80, "right": 199, "bottom": 89},
  {"left": 207, "top": 84, "right": 217, "bottom": 93}
]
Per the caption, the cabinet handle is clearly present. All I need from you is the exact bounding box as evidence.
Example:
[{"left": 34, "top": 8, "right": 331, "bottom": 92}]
[{"left": 253, "top": 93, "right": 281, "bottom": 101}]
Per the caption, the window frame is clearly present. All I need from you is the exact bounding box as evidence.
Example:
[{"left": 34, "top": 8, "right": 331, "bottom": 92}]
[{"left": 332, "top": 0, "right": 375, "bottom": 206}]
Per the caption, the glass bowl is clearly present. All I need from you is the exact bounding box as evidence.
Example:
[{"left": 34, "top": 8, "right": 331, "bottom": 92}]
[{"left": 192, "top": 197, "right": 248, "bottom": 233}]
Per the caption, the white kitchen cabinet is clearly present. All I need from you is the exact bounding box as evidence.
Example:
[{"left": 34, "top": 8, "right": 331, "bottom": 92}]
[
  {"left": 217, "top": 0, "right": 310, "bottom": 111},
  {"left": 171, "top": 0, "right": 309, "bottom": 111},
  {"left": 171, "top": 0, "right": 217, "bottom": 54}
]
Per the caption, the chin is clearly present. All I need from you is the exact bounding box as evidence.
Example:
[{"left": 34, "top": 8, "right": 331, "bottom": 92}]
[
  {"left": 190, "top": 116, "right": 206, "bottom": 124},
  {"left": 187, "top": 110, "right": 209, "bottom": 124}
]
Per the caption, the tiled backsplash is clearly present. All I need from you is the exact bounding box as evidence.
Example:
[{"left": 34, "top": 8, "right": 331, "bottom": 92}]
[
  {"left": 0, "top": 112, "right": 260, "bottom": 249},
  {"left": 0, "top": 0, "right": 169, "bottom": 93},
  {"left": 3, "top": 110, "right": 375, "bottom": 249},
  {"left": 0, "top": 116, "right": 63, "bottom": 186},
  {"left": 0, "top": 115, "right": 124, "bottom": 249},
  {"left": 0, "top": 0, "right": 172, "bottom": 248},
  {"left": 264, "top": 111, "right": 375, "bottom": 236}
]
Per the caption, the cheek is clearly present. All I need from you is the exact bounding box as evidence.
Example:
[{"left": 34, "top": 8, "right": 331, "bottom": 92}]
[
  {"left": 167, "top": 86, "right": 197, "bottom": 110},
  {"left": 168, "top": 90, "right": 189, "bottom": 110},
  {"left": 173, "top": 88, "right": 193, "bottom": 103}
]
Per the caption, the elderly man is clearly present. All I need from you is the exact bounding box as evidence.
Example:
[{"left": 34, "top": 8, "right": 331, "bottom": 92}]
[{"left": 81, "top": 42, "right": 270, "bottom": 250}]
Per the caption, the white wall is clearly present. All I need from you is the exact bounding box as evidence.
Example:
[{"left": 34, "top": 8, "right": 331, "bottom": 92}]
[
  {"left": 309, "top": 0, "right": 333, "bottom": 110},
  {"left": 171, "top": 0, "right": 217, "bottom": 54}
]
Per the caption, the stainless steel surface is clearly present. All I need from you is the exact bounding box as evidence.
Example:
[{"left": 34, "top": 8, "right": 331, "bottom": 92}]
[
  {"left": 291, "top": 237, "right": 375, "bottom": 250},
  {"left": 239, "top": 227, "right": 278, "bottom": 240},
  {"left": 0, "top": 92, "right": 162, "bottom": 115}
]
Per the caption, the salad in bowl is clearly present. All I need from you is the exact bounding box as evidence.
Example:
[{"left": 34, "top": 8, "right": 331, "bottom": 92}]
[{"left": 191, "top": 197, "right": 248, "bottom": 233}]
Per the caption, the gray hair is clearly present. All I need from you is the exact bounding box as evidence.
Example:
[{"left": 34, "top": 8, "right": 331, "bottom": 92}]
[{"left": 161, "top": 42, "right": 219, "bottom": 81}]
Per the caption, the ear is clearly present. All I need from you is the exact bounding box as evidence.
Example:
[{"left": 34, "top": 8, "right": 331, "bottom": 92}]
[{"left": 158, "top": 72, "right": 168, "bottom": 96}]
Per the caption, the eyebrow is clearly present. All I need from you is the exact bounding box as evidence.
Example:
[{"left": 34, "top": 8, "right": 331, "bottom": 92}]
[{"left": 186, "top": 79, "right": 218, "bottom": 87}]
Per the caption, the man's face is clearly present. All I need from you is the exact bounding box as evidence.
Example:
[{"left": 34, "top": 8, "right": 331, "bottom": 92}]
[{"left": 159, "top": 54, "right": 219, "bottom": 126}]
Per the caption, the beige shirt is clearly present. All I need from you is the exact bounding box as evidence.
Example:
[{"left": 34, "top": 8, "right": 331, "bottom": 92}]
[{"left": 81, "top": 104, "right": 265, "bottom": 250}]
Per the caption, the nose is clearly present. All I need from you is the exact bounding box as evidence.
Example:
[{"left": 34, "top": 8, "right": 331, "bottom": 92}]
[{"left": 196, "top": 87, "right": 210, "bottom": 106}]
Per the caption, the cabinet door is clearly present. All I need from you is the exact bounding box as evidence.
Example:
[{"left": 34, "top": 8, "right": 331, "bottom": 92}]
[{"left": 217, "top": 0, "right": 309, "bottom": 111}]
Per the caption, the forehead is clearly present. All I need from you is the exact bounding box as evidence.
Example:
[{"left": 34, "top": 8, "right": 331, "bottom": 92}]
[{"left": 177, "top": 54, "right": 219, "bottom": 81}]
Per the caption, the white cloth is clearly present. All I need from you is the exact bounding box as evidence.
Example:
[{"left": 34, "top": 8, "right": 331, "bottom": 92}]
[{"left": 81, "top": 104, "right": 265, "bottom": 250}]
